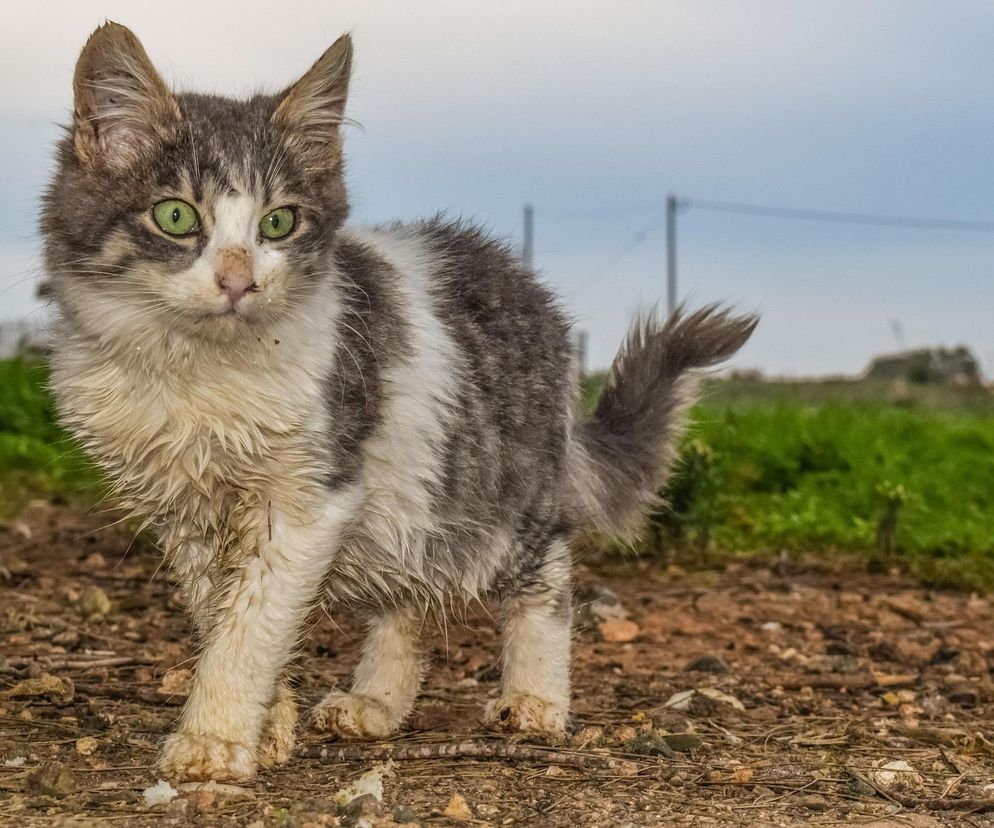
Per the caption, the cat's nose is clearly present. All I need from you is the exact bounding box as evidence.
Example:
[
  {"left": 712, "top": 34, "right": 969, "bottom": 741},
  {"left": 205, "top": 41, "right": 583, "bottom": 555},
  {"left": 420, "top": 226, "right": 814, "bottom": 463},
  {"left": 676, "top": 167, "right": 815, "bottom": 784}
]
[{"left": 215, "top": 247, "right": 256, "bottom": 305}]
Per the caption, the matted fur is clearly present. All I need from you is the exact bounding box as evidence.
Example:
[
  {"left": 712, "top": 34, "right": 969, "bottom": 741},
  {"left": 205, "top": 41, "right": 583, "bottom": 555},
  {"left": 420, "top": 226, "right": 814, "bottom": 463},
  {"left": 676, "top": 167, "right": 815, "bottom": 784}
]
[{"left": 42, "top": 22, "right": 756, "bottom": 782}]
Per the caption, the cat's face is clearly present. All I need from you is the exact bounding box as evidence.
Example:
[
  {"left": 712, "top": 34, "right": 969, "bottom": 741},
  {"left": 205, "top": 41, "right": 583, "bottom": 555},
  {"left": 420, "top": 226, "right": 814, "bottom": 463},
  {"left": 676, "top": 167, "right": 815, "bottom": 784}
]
[{"left": 43, "top": 23, "right": 352, "bottom": 342}]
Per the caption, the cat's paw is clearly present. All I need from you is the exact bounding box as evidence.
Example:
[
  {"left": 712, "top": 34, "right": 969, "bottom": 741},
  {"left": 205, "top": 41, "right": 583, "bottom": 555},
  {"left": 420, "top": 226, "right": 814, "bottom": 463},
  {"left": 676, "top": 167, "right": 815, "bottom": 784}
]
[
  {"left": 159, "top": 731, "right": 257, "bottom": 782},
  {"left": 483, "top": 693, "right": 568, "bottom": 736},
  {"left": 310, "top": 691, "right": 397, "bottom": 739},
  {"left": 258, "top": 685, "right": 298, "bottom": 767}
]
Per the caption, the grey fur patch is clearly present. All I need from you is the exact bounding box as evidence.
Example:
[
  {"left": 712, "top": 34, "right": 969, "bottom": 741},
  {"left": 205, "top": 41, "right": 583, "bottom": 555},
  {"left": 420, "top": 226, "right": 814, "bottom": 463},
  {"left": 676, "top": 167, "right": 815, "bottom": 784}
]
[{"left": 322, "top": 237, "right": 410, "bottom": 489}]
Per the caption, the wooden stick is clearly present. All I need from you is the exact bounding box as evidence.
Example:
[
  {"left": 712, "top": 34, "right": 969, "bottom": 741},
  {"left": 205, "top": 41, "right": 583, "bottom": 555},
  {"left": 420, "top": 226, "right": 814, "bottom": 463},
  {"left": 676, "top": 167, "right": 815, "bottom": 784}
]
[
  {"left": 298, "top": 740, "right": 642, "bottom": 775},
  {"left": 847, "top": 767, "right": 994, "bottom": 814}
]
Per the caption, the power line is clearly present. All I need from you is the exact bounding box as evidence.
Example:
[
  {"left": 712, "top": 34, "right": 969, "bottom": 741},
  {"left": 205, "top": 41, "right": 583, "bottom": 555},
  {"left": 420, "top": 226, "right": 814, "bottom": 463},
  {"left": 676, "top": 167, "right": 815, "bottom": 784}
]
[
  {"left": 571, "top": 218, "right": 659, "bottom": 297},
  {"left": 682, "top": 197, "right": 994, "bottom": 232}
]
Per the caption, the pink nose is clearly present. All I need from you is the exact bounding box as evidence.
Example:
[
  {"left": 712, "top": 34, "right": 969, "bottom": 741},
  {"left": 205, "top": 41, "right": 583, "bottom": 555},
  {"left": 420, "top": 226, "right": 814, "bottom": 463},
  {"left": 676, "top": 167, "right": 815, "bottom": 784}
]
[{"left": 215, "top": 248, "right": 256, "bottom": 306}]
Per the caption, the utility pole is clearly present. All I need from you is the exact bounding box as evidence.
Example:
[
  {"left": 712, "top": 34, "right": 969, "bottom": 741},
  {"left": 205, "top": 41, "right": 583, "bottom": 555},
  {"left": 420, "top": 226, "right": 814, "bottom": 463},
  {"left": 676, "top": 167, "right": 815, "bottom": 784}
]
[
  {"left": 666, "top": 194, "right": 678, "bottom": 317},
  {"left": 522, "top": 203, "right": 534, "bottom": 269},
  {"left": 575, "top": 330, "right": 589, "bottom": 377}
]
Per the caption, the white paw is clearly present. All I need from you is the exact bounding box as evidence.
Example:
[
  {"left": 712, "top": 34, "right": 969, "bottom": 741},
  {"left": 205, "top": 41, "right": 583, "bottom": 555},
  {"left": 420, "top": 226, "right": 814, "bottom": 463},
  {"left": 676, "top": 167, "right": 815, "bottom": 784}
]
[
  {"left": 483, "top": 693, "right": 568, "bottom": 736},
  {"left": 310, "top": 691, "right": 397, "bottom": 739},
  {"left": 258, "top": 684, "right": 298, "bottom": 767},
  {"left": 160, "top": 731, "right": 257, "bottom": 782}
]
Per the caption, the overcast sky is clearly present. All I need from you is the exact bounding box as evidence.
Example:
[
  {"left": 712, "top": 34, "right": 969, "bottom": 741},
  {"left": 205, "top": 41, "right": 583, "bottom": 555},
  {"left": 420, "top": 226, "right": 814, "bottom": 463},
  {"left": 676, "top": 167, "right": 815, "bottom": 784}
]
[{"left": 2, "top": 1, "right": 994, "bottom": 375}]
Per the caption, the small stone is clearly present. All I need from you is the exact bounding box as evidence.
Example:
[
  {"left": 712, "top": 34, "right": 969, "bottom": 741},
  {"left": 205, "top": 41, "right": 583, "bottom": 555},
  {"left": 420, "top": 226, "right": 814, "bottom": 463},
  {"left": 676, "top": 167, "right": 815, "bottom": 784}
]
[
  {"left": 684, "top": 656, "right": 728, "bottom": 674},
  {"left": 26, "top": 761, "right": 76, "bottom": 797},
  {"left": 576, "top": 585, "right": 629, "bottom": 627},
  {"left": 569, "top": 725, "right": 605, "bottom": 748},
  {"left": 443, "top": 793, "right": 473, "bottom": 821},
  {"left": 5, "top": 673, "right": 75, "bottom": 705},
  {"left": 797, "top": 793, "right": 830, "bottom": 811},
  {"left": 598, "top": 618, "right": 640, "bottom": 643},
  {"left": 75, "top": 736, "right": 98, "bottom": 756},
  {"left": 392, "top": 805, "right": 419, "bottom": 824},
  {"left": 610, "top": 725, "right": 638, "bottom": 744},
  {"left": 143, "top": 779, "right": 180, "bottom": 807},
  {"left": 732, "top": 766, "right": 754, "bottom": 784},
  {"left": 81, "top": 552, "right": 107, "bottom": 570},
  {"left": 51, "top": 629, "right": 80, "bottom": 647},
  {"left": 871, "top": 760, "right": 924, "bottom": 793},
  {"left": 158, "top": 669, "right": 193, "bottom": 697},
  {"left": 75, "top": 585, "right": 112, "bottom": 619},
  {"left": 345, "top": 792, "right": 384, "bottom": 819}
]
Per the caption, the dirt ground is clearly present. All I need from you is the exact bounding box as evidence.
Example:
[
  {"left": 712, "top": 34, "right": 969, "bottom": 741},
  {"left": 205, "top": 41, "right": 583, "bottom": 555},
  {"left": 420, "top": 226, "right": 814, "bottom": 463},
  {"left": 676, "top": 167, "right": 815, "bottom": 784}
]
[{"left": 2, "top": 503, "right": 994, "bottom": 826}]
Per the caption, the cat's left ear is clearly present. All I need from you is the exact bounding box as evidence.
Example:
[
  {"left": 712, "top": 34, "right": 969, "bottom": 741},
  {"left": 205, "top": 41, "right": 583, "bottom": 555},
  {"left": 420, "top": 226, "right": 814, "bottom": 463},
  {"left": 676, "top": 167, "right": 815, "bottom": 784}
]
[
  {"left": 272, "top": 34, "right": 352, "bottom": 165},
  {"left": 72, "top": 22, "right": 181, "bottom": 171}
]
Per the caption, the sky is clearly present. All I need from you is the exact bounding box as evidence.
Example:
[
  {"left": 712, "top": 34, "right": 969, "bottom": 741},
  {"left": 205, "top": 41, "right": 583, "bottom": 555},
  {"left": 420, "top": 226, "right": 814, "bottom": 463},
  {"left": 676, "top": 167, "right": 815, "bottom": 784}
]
[{"left": 2, "top": 1, "right": 994, "bottom": 375}]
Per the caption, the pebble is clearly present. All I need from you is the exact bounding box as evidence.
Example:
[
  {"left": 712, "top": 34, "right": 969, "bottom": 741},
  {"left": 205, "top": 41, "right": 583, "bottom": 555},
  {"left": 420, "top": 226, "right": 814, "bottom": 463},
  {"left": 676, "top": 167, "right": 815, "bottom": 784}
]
[
  {"left": 684, "top": 655, "right": 728, "bottom": 674},
  {"left": 443, "top": 793, "right": 473, "bottom": 821},
  {"left": 26, "top": 761, "right": 76, "bottom": 797},
  {"left": 797, "top": 793, "right": 830, "bottom": 811},
  {"left": 598, "top": 618, "right": 640, "bottom": 643},
  {"left": 75, "top": 585, "right": 112, "bottom": 619},
  {"left": 5, "top": 673, "right": 75, "bottom": 705},
  {"left": 74, "top": 736, "right": 98, "bottom": 755},
  {"left": 392, "top": 804, "right": 419, "bottom": 823}
]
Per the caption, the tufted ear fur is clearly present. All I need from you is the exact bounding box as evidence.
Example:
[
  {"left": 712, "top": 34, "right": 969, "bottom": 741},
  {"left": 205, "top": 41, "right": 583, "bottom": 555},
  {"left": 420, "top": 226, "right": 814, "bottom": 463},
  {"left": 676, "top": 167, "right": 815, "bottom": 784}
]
[
  {"left": 272, "top": 34, "right": 352, "bottom": 167},
  {"left": 72, "top": 21, "right": 181, "bottom": 171}
]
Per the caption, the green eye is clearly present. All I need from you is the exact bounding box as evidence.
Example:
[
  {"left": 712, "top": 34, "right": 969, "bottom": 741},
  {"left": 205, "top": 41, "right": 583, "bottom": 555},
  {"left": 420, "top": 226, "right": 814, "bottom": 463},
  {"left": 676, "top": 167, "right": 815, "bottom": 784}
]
[
  {"left": 260, "top": 207, "right": 296, "bottom": 240},
  {"left": 152, "top": 200, "right": 200, "bottom": 236}
]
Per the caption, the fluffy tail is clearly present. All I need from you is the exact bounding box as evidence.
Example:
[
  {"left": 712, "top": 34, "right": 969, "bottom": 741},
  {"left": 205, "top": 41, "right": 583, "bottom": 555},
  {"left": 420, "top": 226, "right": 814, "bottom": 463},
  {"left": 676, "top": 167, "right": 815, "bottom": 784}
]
[{"left": 569, "top": 304, "right": 758, "bottom": 538}]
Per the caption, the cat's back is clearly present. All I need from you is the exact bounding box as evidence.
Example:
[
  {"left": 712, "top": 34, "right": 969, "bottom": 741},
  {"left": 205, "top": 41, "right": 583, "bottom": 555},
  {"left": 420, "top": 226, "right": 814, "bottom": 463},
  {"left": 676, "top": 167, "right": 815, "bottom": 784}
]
[{"left": 338, "top": 218, "right": 574, "bottom": 420}]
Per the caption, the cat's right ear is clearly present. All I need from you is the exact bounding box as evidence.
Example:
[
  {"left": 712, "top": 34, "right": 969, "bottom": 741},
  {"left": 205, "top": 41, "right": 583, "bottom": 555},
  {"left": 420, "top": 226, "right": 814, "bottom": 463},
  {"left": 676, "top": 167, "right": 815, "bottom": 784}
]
[
  {"left": 272, "top": 34, "right": 353, "bottom": 166},
  {"left": 72, "top": 22, "right": 180, "bottom": 171}
]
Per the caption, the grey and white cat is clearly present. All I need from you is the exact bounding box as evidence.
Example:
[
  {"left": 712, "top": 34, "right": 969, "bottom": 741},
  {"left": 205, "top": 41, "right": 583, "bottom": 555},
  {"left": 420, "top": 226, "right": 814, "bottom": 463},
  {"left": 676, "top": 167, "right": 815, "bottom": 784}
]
[{"left": 42, "top": 22, "right": 756, "bottom": 781}]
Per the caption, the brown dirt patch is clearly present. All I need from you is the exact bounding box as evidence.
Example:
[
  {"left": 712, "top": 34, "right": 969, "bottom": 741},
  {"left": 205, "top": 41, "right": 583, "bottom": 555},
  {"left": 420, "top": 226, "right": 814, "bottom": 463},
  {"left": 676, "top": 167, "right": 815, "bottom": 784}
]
[{"left": 2, "top": 503, "right": 994, "bottom": 826}]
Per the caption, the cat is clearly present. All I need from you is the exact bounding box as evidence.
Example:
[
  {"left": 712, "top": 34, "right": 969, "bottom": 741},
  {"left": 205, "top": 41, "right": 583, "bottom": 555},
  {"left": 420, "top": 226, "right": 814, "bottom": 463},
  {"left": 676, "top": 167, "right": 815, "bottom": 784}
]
[{"left": 42, "top": 22, "right": 757, "bottom": 782}]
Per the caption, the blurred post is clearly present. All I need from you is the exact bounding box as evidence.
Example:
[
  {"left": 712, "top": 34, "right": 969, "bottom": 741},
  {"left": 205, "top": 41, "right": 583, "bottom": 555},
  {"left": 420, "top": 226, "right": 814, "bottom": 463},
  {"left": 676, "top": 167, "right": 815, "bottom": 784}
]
[
  {"left": 575, "top": 329, "right": 589, "bottom": 377},
  {"left": 666, "top": 194, "right": 677, "bottom": 317},
  {"left": 522, "top": 203, "right": 534, "bottom": 269}
]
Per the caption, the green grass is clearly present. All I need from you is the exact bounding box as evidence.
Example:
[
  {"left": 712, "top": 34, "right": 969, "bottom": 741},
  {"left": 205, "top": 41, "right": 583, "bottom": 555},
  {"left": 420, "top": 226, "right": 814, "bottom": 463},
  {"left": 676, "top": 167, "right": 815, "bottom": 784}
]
[
  {"left": 1, "top": 359, "right": 993, "bottom": 590},
  {"left": 0, "top": 359, "right": 101, "bottom": 519},
  {"left": 584, "top": 374, "right": 994, "bottom": 590}
]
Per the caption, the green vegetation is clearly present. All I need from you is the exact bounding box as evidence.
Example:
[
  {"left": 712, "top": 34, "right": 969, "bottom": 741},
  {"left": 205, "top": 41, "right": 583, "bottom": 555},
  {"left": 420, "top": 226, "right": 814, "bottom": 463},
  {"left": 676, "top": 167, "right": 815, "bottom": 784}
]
[
  {"left": 1, "top": 359, "right": 992, "bottom": 590},
  {"left": 585, "top": 373, "right": 994, "bottom": 590},
  {"left": 0, "top": 359, "right": 101, "bottom": 519}
]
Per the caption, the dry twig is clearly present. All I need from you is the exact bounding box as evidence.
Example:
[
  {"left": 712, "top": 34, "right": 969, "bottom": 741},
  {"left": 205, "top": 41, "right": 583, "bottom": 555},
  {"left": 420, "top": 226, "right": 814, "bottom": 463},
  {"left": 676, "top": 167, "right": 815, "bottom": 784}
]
[
  {"left": 298, "top": 740, "right": 642, "bottom": 775},
  {"left": 846, "top": 767, "right": 994, "bottom": 814}
]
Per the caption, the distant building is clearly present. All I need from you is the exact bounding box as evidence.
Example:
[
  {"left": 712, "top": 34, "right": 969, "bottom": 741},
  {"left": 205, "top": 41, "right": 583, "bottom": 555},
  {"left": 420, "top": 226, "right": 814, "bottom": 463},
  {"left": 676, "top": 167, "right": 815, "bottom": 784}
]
[{"left": 865, "top": 346, "right": 981, "bottom": 385}]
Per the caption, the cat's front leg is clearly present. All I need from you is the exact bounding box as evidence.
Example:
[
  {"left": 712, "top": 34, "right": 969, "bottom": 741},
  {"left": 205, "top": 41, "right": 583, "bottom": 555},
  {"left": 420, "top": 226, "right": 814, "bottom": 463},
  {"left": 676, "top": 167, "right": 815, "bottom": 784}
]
[
  {"left": 168, "top": 537, "right": 298, "bottom": 766},
  {"left": 159, "top": 493, "right": 357, "bottom": 782}
]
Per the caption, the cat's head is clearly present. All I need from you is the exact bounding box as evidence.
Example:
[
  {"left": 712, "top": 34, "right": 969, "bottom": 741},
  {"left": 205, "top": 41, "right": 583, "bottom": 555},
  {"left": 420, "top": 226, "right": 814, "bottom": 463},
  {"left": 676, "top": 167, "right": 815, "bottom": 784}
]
[{"left": 43, "top": 22, "right": 353, "bottom": 342}]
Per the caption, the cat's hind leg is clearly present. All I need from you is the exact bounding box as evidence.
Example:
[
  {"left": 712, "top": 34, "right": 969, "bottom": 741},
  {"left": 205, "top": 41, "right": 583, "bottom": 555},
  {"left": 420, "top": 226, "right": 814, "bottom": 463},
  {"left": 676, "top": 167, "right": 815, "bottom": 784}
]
[
  {"left": 311, "top": 608, "right": 424, "bottom": 739},
  {"left": 483, "top": 538, "right": 572, "bottom": 736}
]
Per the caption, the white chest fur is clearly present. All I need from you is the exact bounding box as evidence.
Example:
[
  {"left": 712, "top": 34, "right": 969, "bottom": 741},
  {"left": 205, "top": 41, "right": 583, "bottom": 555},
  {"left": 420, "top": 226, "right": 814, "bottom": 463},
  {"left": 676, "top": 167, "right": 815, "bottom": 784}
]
[{"left": 50, "top": 294, "right": 339, "bottom": 548}]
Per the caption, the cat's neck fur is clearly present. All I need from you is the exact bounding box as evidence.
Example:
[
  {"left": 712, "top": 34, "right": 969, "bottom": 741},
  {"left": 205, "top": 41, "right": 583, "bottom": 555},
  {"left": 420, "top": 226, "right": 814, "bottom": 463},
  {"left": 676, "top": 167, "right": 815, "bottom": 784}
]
[{"left": 49, "top": 264, "right": 343, "bottom": 542}]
